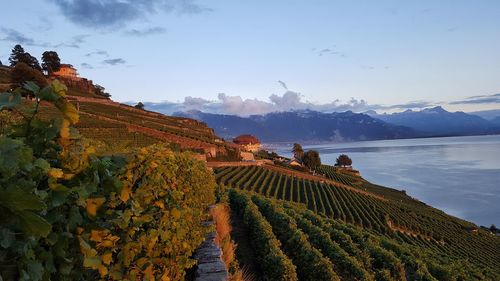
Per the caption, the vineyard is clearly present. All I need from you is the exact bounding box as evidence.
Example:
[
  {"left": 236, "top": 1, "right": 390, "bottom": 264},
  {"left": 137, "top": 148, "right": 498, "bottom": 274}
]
[
  {"left": 0, "top": 82, "right": 217, "bottom": 280},
  {"left": 217, "top": 166, "right": 500, "bottom": 278},
  {"left": 230, "top": 189, "right": 500, "bottom": 280}
]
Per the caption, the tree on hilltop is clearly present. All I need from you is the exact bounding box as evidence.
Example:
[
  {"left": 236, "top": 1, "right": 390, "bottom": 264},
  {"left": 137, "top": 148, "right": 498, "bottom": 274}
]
[
  {"left": 41, "top": 51, "right": 61, "bottom": 75},
  {"left": 135, "top": 102, "right": 145, "bottom": 110},
  {"left": 303, "top": 150, "right": 321, "bottom": 171},
  {"left": 336, "top": 154, "right": 352, "bottom": 167},
  {"left": 10, "top": 62, "right": 47, "bottom": 89},
  {"left": 292, "top": 143, "right": 304, "bottom": 160},
  {"left": 9, "top": 44, "right": 42, "bottom": 71},
  {"left": 94, "top": 84, "right": 111, "bottom": 98}
]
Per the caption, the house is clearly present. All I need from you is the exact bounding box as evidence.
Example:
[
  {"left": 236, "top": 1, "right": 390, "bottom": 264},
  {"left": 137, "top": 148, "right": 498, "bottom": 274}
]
[
  {"left": 286, "top": 157, "right": 303, "bottom": 167},
  {"left": 52, "top": 64, "right": 79, "bottom": 80},
  {"left": 233, "top": 134, "right": 261, "bottom": 152}
]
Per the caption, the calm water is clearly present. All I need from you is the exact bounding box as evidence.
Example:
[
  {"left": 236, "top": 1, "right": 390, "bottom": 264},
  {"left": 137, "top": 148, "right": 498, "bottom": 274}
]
[{"left": 273, "top": 135, "right": 500, "bottom": 227}]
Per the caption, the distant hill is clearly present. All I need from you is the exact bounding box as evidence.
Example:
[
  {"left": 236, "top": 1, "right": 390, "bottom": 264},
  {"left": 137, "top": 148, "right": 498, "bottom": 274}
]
[
  {"left": 469, "top": 109, "right": 500, "bottom": 120},
  {"left": 369, "top": 106, "right": 500, "bottom": 136},
  {"left": 175, "top": 110, "right": 419, "bottom": 142}
]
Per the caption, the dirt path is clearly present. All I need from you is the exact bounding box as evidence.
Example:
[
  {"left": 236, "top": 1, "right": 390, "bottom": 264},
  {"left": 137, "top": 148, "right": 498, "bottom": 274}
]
[{"left": 229, "top": 212, "right": 262, "bottom": 281}]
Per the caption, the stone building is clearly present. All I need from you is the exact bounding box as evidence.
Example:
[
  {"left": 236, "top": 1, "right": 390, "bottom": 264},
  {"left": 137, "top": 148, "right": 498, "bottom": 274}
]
[{"left": 233, "top": 134, "right": 261, "bottom": 152}]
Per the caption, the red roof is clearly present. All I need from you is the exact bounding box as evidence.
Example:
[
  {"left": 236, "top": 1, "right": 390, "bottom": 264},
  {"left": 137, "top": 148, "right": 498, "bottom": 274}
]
[{"left": 233, "top": 134, "right": 260, "bottom": 145}]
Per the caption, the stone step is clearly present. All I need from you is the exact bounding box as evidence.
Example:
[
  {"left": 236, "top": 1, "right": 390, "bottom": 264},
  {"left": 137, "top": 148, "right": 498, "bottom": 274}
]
[{"left": 194, "top": 220, "right": 228, "bottom": 281}]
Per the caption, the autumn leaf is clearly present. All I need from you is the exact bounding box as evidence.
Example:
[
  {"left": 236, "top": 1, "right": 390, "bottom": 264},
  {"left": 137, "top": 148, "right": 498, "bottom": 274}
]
[
  {"left": 102, "top": 252, "right": 113, "bottom": 265},
  {"left": 86, "top": 198, "right": 105, "bottom": 217}
]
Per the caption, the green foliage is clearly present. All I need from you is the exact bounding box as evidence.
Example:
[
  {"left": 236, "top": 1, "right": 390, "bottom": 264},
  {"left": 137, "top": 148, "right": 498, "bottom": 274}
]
[
  {"left": 10, "top": 62, "right": 47, "bottom": 89},
  {"left": 252, "top": 195, "right": 340, "bottom": 281},
  {"left": 41, "top": 51, "right": 61, "bottom": 75},
  {"left": 0, "top": 81, "right": 217, "bottom": 280},
  {"left": 292, "top": 143, "right": 304, "bottom": 160},
  {"left": 9, "top": 44, "right": 42, "bottom": 71},
  {"left": 302, "top": 149, "right": 321, "bottom": 171},
  {"left": 336, "top": 154, "right": 352, "bottom": 167},
  {"left": 229, "top": 189, "right": 298, "bottom": 281}
]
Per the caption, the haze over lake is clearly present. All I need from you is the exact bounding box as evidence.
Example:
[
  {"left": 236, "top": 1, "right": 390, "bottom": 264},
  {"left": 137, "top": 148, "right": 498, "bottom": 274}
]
[{"left": 275, "top": 135, "right": 500, "bottom": 227}]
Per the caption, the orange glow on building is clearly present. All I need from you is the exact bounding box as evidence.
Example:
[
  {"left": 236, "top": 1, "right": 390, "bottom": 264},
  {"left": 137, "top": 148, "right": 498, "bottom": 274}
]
[{"left": 52, "top": 64, "right": 79, "bottom": 79}]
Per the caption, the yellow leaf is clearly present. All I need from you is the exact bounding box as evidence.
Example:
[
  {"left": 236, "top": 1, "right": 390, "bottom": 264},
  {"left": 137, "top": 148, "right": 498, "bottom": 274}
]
[
  {"left": 144, "top": 264, "right": 154, "bottom": 281},
  {"left": 161, "top": 273, "right": 170, "bottom": 281},
  {"left": 90, "top": 230, "right": 104, "bottom": 242},
  {"left": 98, "top": 264, "right": 108, "bottom": 277},
  {"left": 86, "top": 198, "right": 105, "bottom": 217},
  {"left": 171, "top": 208, "right": 181, "bottom": 220},
  {"left": 60, "top": 119, "right": 70, "bottom": 139},
  {"left": 120, "top": 185, "right": 131, "bottom": 202},
  {"left": 48, "top": 168, "right": 64, "bottom": 178},
  {"left": 97, "top": 240, "right": 114, "bottom": 248},
  {"left": 51, "top": 80, "right": 68, "bottom": 97},
  {"left": 102, "top": 252, "right": 113, "bottom": 265},
  {"left": 154, "top": 201, "right": 164, "bottom": 209},
  {"left": 61, "top": 101, "right": 79, "bottom": 124}
]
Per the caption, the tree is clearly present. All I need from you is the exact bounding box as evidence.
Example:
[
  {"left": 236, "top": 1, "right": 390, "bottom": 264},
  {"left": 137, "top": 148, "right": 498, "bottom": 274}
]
[
  {"left": 336, "top": 154, "right": 352, "bottom": 167},
  {"left": 303, "top": 150, "right": 321, "bottom": 171},
  {"left": 41, "top": 51, "right": 61, "bottom": 75},
  {"left": 9, "top": 44, "right": 42, "bottom": 71},
  {"left": 292, "top": 143, "right": 304, "bottom": 160},
  {"left": 490, "top": 224, "right": 498, "bottom": 232},
  {"left": 134, "top": 102, "right": 145, "bottom": 110},
  {"left": 94, "top": 84, "right": 111, "bottom": 98},
  {"left": 10, "top": 62, "right": 47, "bottom": 89}
]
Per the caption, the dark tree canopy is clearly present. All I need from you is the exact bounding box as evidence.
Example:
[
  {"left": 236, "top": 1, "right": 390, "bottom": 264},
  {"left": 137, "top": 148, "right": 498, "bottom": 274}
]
[
  {"left": 9, "top": 44, "right": 42, "bottom": 71},
  {"left": 41, "top": 51, "right": 61, "bottom": 74},
  {"left": 135, "top": 102, "right": 145, "bottom": 110},
  {"left": 336, "top": 154, "right": 353, "bottom": 167},
  {"left": 303, "top": 150, "right": 321, "bottom": 171},
  {"left": 292, "top": 143, "right": 304, "bottom": 160},
  {"left": 95, "top": 84, "right": 111, "bottom": 98},
  {"left": 10, "top": 62, "right": 47, "bottom": 89}
]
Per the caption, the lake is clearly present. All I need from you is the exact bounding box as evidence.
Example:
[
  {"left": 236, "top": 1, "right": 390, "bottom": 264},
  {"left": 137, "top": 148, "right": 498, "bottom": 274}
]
[{"left": 273, "top": 135, "right": 500, "bottom": 227}]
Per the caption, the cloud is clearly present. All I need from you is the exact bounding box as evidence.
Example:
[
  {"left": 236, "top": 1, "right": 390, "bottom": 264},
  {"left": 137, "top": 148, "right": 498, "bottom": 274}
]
[
  {"left": 102, "top": 58, "right": 126, "bottom": 65},
  {"left": 81, "top": 62, "right": 94, "bottom": 69},
  {"left": 130, "top": 81, "right": 436, "bottom": 116},
  {"left": 49, "top": 0, "right": 210, "bottom": 29},
  {"left": 125, "top": 26, "right": 166, "bottom": 37},
  {"left": 85, "top": 50, "right": 109, "bottom": 57},
  {"left": 314, "top": 46, "right": 346, "bottom": 58},
  {"left": 449, "top": 93, "right": 500, "bottom": 105},
  {"left": 53, "top": 34, "right": 90, "bottom": 48},
  {"left": 277, "top": 80, "right": 288, "bottom": 90},
  {"left": 0, "top": 28, "right": 48, "bottom": 47}
]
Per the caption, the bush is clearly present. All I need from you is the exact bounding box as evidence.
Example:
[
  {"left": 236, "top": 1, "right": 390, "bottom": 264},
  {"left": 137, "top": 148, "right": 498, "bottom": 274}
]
[{"left": 10, "top": 62, "right": 47, "bottom": 89}]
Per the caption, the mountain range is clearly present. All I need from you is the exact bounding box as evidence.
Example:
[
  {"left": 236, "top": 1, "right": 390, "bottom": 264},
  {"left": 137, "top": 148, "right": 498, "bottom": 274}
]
[
  {"left": 368, "top": 106, "right": 500, "bottom": 137},
  {"left": 176, "top": 107, "right": 500, "bottom": 143}
]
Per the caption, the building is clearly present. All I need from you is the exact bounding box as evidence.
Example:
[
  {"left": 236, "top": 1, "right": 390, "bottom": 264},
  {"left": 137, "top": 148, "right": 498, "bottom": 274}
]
[
  {"left": 233, "top": 134, "right": 261, "bottom": 152},
  {"left": 52, "top": 64, "right": 79, "bottom": 80}
]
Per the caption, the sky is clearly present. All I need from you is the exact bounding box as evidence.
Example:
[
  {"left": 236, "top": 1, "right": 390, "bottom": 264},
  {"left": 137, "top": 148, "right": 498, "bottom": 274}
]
[{"left": 1, "top": 0, "right": 500, "bottom": 116}]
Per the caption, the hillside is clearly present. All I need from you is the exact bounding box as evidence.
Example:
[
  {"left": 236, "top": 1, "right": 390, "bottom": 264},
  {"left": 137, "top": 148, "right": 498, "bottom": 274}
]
[
  {"left": 176, "top": 109, "right": 419, "bottom": 142},
  {"left": 1, "top": 75, "right": 499, "bottom": 280},
  {"left": 219, "top": 164, "right": 500, "bottom": 280},
  {"left": 0, "top": 67, "right": 239, "bottom": 158}
]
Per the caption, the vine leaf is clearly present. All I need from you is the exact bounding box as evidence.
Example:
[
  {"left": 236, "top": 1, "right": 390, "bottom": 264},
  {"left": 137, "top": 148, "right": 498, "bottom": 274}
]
[{"left": 0, "top": 92, "right": 22, "bottom": 110}]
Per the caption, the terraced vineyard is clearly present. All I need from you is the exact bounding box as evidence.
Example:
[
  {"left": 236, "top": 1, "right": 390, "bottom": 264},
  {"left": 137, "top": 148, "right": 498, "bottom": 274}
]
[
  {"left": 217, "top": 166, "right": 500, "bottom": 278},
  {"left": 230, "top": 189, "right": 500, "bottom": 280},
  {"left": 316, "top": 164, "right": 361, "bottom": 187}
]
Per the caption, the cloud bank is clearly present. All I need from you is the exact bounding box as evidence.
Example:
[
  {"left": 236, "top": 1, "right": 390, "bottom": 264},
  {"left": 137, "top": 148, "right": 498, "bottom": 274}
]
[
  {"left": 134, "top": 83, "right": 437, "bottom": 116},
  {"left": 449, "top": 93, "right": 500, "bottom": 105},
  {"left": 49, "top": 0, "right": 210, "bottom": 28}
]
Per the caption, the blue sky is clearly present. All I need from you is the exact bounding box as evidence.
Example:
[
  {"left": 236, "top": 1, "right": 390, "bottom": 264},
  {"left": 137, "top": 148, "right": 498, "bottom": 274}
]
[{"left": 1, "top": 0, "right": 500, "bottom": 115}]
